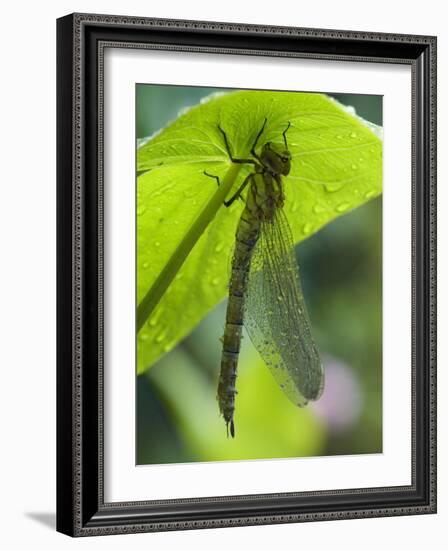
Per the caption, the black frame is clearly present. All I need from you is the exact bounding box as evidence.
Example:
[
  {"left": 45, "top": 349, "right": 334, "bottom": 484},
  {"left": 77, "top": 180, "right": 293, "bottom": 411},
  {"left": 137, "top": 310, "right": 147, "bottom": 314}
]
[{"left": 57, "top": 13, "right": 437, "bottom": 537}]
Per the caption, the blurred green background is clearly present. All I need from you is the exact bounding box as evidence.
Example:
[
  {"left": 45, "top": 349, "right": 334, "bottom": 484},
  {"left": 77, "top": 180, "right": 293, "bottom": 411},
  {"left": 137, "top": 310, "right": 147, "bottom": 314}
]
[{"left": 136, "top": 85, "right": 382, "bottom": 465}]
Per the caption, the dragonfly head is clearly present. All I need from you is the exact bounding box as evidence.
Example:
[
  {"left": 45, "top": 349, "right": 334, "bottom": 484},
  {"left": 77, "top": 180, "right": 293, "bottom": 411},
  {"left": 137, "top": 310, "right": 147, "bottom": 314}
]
[{"left": 260, "top": 142, "right": 291, "bottom": 176}]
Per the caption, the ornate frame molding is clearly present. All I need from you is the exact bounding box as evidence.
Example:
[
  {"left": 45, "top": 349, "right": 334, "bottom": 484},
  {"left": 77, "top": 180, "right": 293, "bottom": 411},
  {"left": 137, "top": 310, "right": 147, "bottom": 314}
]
[{"left": 57, "top": 13, "right": 437, "bottom": 537}]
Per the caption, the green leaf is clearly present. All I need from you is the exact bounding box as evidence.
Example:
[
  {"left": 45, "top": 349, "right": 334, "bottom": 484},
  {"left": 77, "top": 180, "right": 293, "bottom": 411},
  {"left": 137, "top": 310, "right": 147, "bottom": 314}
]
[{"left": 137, "top": 90, "right": 382, "bottom": 374}]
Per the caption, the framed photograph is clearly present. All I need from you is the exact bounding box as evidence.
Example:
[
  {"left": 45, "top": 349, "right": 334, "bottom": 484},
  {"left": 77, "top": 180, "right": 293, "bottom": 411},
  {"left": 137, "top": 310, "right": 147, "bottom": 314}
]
[{"left": 56, "top": 13, "right": 437, "bottom": 536}]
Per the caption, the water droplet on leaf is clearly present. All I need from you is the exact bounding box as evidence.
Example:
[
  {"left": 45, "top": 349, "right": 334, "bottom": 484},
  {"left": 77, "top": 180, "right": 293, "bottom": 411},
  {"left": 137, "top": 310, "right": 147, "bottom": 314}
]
[
  {"left": 325, "top": 183, "right": 342, "bottom": 193},
  {"left": 313, "top": 204, "right": 325, "bottom": 214},
  {"left": 149, "top": 317, "right": 157, "bottom": 327},
  {"left": 302, "top": 222, "right": 313, "bottom": 235},
  {"left": 336, "top": 202, "right": 350, "bottom": 213}
]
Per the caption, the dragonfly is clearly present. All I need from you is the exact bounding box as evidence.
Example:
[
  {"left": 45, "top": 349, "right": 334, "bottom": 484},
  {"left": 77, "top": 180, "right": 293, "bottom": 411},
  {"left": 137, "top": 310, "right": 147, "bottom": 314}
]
[{"left": 205, "top": 118, "right": 324, "bottom": 438}]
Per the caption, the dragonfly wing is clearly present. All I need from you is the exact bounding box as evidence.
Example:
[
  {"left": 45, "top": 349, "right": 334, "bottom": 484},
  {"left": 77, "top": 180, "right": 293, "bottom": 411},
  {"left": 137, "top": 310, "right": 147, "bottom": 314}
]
[{"left": 244, "top": 209, "right": 324, "bottom": 407}]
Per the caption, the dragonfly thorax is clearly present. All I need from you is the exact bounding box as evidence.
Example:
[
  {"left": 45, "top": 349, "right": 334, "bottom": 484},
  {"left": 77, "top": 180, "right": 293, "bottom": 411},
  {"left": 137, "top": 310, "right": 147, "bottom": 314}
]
[{"left": 248, "top": 171, "right": 285, "bottom": 221}]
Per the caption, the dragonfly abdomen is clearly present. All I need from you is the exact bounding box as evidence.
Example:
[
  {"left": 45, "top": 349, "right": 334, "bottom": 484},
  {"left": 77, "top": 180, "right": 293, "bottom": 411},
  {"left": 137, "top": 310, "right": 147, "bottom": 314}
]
[{"left": 218, "top": 209, "right": 260, "bottom": 437}]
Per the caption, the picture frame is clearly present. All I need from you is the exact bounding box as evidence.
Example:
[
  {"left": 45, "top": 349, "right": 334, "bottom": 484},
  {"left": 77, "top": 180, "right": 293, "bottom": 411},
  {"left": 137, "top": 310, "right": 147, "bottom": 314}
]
[{"left": 56, "top": 12, "right": 437, "bottom": 537}]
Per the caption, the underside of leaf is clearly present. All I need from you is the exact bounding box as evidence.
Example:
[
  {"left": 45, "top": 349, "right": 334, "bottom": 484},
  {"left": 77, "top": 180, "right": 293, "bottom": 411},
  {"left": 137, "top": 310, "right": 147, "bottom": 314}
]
[{"left": 136, "top": 90, "right": 382, "bottom": 374}]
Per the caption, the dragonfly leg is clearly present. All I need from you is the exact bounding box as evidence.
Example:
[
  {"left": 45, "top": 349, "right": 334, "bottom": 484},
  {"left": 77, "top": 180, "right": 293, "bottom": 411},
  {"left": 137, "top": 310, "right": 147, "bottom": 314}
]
[
  {"left": 203, "top": 170, "right": 221, "bottom": 186},
  {"left": 218, "top": 125, "right": 257, "bottom": 166},
  {"left": 137, "top": 161, "right": 163, "bottom": 178},
  {"left": 223, "top": 173, "right": 253, "bottom": 208},
  {"left": 282, "top": 121, "right": 291, "bottom": 148},
  {"left": 250, "top": 117, "right": 267, "bottom": 162},
  {"left": 205, "top": 170, "right": 252, "bottom": 207}
]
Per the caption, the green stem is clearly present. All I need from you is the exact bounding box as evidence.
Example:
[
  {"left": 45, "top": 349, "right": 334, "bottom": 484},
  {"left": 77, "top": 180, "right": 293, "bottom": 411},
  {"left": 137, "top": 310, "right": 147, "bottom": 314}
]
[{"left": 136, "top": 163, "right": 243, "bottom": 333}]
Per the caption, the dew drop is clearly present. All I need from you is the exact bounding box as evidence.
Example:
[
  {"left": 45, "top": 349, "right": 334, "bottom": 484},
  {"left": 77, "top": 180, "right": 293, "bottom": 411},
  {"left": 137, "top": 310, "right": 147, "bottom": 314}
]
[
  {"left": 154, "top": 241, "right": 161, "bottom": 248},
  {"left": 139, "top": 333, "right": 149, "bottom": 341},
  {"left": 149, "top": 317, "right": 157, "bottom": 327},
  {"left": 155, "top": 332, "right": 166, "bottom": 344},
  {"left": 365, "top": 190, "right": 376, "bottom": 199},
  {"left": 291, "top": 201, "right": 298, "bottom": 213},
  {"left": 214, "top": 242, "right": 224, "bottom": 253},
  {"left": 336, "top": 202, "right": 350, "bottom": 213},
  {"left": 142, "top": 261, "right": 149, "bottom": 269},
  {"left": 325, "top": 183, "right": 342, "bottom": 193},
  {"left": 137, "top": 205, "right": 147, "bottom": 216},
  {"left": 350, "top": 131, "right": 357, "bottom": 138},
  {"left": 163, "top": 343, "right": 171, "bottom": 353},
  {"left": 211, "top": 277, "right": 220, "bottom": 286},
  {"left": 351, "top": 164, "right": 358, "bottom": 170},
  {"left": 336, "top": 134, "right": 343, "bottom": 140},
  {"left": 313, "top": 204, "right": 325, "bottom": 214},
  {"left": 302, "top": 222, "right": 313, "bottom": 235}
]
